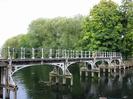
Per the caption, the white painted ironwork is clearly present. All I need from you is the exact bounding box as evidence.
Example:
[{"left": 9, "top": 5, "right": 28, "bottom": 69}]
[
  {"left": 32, "top": 48, "right": 35, "bottom": 59},
  {"left": 8, "top": 47, "right": 11, "bottom": 59},
  {"left": 41, "top": 48, "right": 44, "bottom": 59},
  {"left": 49, "top": 49, "right": 52, "bottom": 58},
  {"left": 1, "top": 47, "right": 122, "bottom": 60}
]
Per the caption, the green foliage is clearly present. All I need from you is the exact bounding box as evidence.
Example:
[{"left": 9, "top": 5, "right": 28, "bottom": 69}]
[
  {"left": 119, "top": 0, "right": 133, "bottom": 57},
  {"left": 3, "top": 15, "right": 83, "bottom": 50},
  {"left": 3, "top": 34, "right": 28, "bottom": 48},
  {"left": 79, "top": 0, "right": 133, "bottom": 57},
  {"left": 79, "top": 0, "right": 123, "bottom": 51}
]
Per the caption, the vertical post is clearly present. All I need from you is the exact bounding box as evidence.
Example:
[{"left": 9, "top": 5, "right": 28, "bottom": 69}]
[
  {"left": 56, "top": 49, "right": 59, "bottom": 58},
  {"left": 113, "top": 52, "right": 115, "bottom": 57},
  {"left": 64, "top": 49, "right": 67, "bottom": 58},
  {"left": 14, "top": 89, "right": 17, "bottom": 99},
  {"left": 115, "top": 52, "right": 116, "bottom": 57},
  {"left": 21, "top": 47, "right": 23, "bottom": 59},
  {"left": 41, "top": 48, "right": 44, "bottom": 59},
  {"left": 49, "top": 49, "right": 52, "bottom": 58},
  {"left": 56, "top": 50, "right": 57, "bottom": 58},
  {"left": 108, "top": 68, "right": 111, "bottom": 73},
  {"left": 58, "top": 49, "right": 60, "bottom": 58},
  {"left": 55, "top": 76, "right": 59, "bottom": 83},
  {"left": 8, "top": 47, "right": 11, "bottom": 59},
  {"left": 12, "top": 48, "right": 15, "bottom": 59},
  {"left": 0, "top": 48, "right": 1, "bottom": 59},
  {"left": 80, "top": 70, "right": 82, "bottom": 77},
  {"left": 85, "top": 71, "right": 88, "bottom": 77},
  {"left": 67, "top": 50, "right": 69, "bottom": 58},
  {"left": 105, "top": 52, "right": 107, "bottom": 57},
  {"left": 62, "top": 50, "right": 64, "bottom": 58},
  {"left": 76, "top": 50, "right": 78, "bottom": 58},
  {"left": 88, "top": 51, "right": 91, "bottom": 58},
  {"left": 106, "top": 52, "right": 108, "bottom": 57},
  {"left": 70, "top": 76, "right": 73, "bottom": 86},
  {"left": 73, "top": 50, "right": 75, "bottom": 58},
  {"left": 5, "top": 66, "right": 10, "bottom": 99},
  {"left": 32, "top": 48, "right": 35, "bottom": 59},
  {"left": 98, "top": 72, "right": 100, "bottom": 78},
  {"left": 91, "top": 72, "right": 94, "bottom": 77},
  {"left": 0, "top": 67, "right": 3, "bottom": 99},
  {"left": 103, "top": 68, "right": 106, "bottom": 72},
  {"left": 62, "top": 77, "right": 66, "bottom": 85},
  {"left": 114, "top": 68, "right": 116, "bottom": 73},
  {"left": 23, "top": 48, "right": 25, "bottom": 59},
  {"left": 70, "top": 50, "right": 73, "bottom": 58},
  {"left": 85, "top": 51, "right": 87, "bottom": 58}
]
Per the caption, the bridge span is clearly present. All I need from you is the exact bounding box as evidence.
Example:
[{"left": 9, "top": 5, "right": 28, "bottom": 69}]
[{"left": 0, "top": 47, "right": 131, "bottom": 99}]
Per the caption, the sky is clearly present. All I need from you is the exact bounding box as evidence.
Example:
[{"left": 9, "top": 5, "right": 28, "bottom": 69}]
[{"left": 0, "top": 0, "right": 121, "bottom": 47}]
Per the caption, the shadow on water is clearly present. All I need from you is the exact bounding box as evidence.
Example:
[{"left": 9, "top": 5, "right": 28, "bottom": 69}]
[{"left": 12, "top": 64, "right": 133, "bottom": 99}]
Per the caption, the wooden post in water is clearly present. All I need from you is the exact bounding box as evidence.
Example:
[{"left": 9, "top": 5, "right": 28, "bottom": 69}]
[
  {"left": 70, "top": 76, "right": 73, "bottom": 86},
  {"left": 103, "top": 68, "right": 106, "bottom": 73},
  {"left": 114, "top": 68, "right": 116, "bottom": 73},
  {"left": 85, "top": 71, "right": 88, "bottom": 77},
  {"left": 0, "top": 67, "right": 3, "bottom": 99},
  {"left": 98, "top": 72, "right": 100, "bottom": 78},
  {"left": 14, "top": 89, "right": 17, "bottom": 99},
  {"left": 91, "top": 72, "right": 94, "bottom": 77},
  {"left": 5, "top": 66, "right": 10, "bottom": 99},
  {"left": 108, "top": 68, "right": 111, "bottom": 73},
  {"left": 0, "top": 62, "right": 7, "bottom": 99},
  {"left": 62, "top": 76, "right": 66, "bottom": 85}
]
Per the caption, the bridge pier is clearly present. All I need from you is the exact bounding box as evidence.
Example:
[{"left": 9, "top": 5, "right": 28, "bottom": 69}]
[
  {"left": 0, "top": 62, "right": 8, "bottom": 99},
  {"left": 79, "top": 64, "right": 88, "bottom": 77},
  {"left": 49, "top": 66, "right": 60, "bottom": 85},
  {"left": 91, "top": 72, "right": 94, "bottom": 77},
  {"left": 0, "top": 67, "right": 4, "bottom": 99},
  {"left": 113, "top": 68, "right": 116, "bottom": 73},
  {"left": 5, "top": 89, "right": 10, "bottom": 99},
  {"left": 98, "top": 72, "right": 100, "bottom": 78},
  {"left": 49, "top": 65, "right": 73, "bottom": 86},
  {"left": 62, "top": 75, "right": 73, "bottom": 86},
  {"left": 108, "top": 68, "right": 111, "bottom": 73},
  {"left": 5, "top": 65, "right": 10, "bottom": 99},
  {"left": 103, "top": 68, "right": 106, "bottom": 73},
  {"left": 0, "top": 61, "right": 18, "bottom": 99}
]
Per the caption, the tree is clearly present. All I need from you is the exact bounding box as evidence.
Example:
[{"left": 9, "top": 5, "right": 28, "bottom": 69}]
[
  {"left": 119, "top": 0, "right": 133, "bottom": 58},
  {"left": 3, "top": 34, "right": 26, "bottom": 48},
  {"left": 79, "top": 0, "right": 123, "bottom": 52},
  {"left": 3, "top": 15, "right": 83, "bottom": 50}
]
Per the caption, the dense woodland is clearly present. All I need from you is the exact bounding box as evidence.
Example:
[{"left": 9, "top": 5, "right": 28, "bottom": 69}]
[{"left": 3, "top": 0, "right": 133, "bottom": 57}]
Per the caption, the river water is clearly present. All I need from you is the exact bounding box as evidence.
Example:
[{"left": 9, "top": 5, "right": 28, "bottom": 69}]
[{"left": 11, "top": 64, "right": 133, "bottom": 99}]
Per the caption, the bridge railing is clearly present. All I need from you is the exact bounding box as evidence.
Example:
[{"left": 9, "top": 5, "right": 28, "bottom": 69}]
[{"left": 0, "top": 47, "right": 122, "bottom": 60}]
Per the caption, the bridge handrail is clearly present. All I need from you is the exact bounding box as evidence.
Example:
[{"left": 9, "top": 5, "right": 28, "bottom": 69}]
[{"left": 0, "top": 47, "right": 122, "bottom": 60}]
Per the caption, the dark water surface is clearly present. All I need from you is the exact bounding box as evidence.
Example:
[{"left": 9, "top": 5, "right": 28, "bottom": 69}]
[{"left": 11, "top": 65, "right": 133, "bottom": 99}]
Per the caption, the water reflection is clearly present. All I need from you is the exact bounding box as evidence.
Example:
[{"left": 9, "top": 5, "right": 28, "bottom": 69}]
[{"left": 12, "top": 65, "right": 133, "bottom": 99}]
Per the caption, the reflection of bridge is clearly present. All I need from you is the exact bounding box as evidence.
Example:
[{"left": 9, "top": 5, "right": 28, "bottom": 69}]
[{"left": 0, "top": 47, "right": 126, "bottom": 99}]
